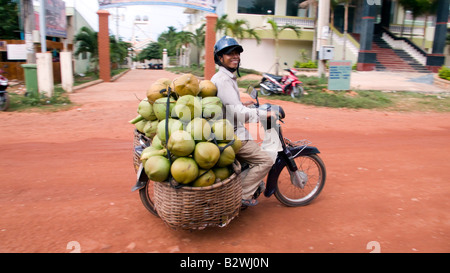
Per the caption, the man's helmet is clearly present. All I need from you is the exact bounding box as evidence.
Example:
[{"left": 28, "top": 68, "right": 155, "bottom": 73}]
[{"left": 214, "top": 36, "right": 243, "bottom": 65}]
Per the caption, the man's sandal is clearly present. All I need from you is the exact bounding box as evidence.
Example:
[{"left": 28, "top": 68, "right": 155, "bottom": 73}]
[{"left": 242, "top": 198, "right": 259, "bottom": 207}]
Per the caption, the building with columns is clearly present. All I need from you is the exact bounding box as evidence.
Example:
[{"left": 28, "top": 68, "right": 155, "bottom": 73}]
[{"left": 183, "top": 0, "right": 449, "bottom": 73}]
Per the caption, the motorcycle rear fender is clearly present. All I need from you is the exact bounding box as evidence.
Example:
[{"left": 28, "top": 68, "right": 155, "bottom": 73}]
[
  {"left": 264, "top": 145, "right": 320, "bottom": 197},
  {"left": 131, "top": 163, "right": 148, "bottom": 192}
]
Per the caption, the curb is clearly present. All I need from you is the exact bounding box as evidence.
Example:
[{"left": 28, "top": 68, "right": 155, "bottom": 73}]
[
  {"left": 72, "top": 69, "right": 130, "bottom": 91},
  {"left": 73, "top": 79, "right": 104, "bottom": 91},
  {"left": 434, "top": 75, "right": 450, "bottom": 91}
]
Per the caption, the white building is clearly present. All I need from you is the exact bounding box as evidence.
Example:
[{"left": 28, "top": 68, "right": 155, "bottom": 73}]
[{"left": 184, "top": 0, "right": 317, "bottom": 74}]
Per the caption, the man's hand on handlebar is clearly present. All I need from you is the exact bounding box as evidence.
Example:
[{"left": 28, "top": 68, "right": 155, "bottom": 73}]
[{"left": 242, "top": 101, "right": 255, "bottom": 106}]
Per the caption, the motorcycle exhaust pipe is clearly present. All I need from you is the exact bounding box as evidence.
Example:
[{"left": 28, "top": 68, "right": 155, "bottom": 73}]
[{"left": 260, "top": 83, "right": 270, "bottom": 90}]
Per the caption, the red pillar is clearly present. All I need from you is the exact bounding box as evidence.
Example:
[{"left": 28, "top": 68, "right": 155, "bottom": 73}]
[
  {"left": 204, "top": 13, "right": 218, "bottom": 80},
  {"left": 97, "top": 10, "right": 110, "bottom": 82}
]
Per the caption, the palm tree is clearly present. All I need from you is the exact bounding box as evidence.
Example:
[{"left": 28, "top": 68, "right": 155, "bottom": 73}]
[
  {"left": 175, "top": 31, "right": 193, "bottom": 66},
  {"left": 138, "top": 42, "right": 163, "bottom": 61},
  {"left": 158, "top": 26, "right": 179, "bottom": 56},
  {"left": 215, "top": 15, "right": 229, "bottom": 37},
  {"left": 109, "top": 36, "right": 131, "bottom": 67},
  {"left": 74, "top": 26, "right": 99, "bottom": 73},
  {"left": 266, "top": 19, "right": 302, "bottom": 75},
  {"left": 0, "top": 0, "right": 20, "bottom": 39},
  {"left": 215, "top": 15, "right": 261, "bottom": 43},
  {"left": 190, "top": 23, "right": 206, "bottom": 65}
]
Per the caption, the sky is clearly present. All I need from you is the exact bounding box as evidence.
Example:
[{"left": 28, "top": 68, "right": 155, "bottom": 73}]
[{"left": 59, "top": 0, "right": 190, "bottom": 42}]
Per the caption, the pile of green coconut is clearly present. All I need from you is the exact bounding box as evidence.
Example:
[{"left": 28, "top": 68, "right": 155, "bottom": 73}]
[{"left": 130, "top": 73, "right": 241, "bottom": 187}]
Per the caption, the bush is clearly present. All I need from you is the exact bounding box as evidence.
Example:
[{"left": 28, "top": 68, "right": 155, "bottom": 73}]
[
  {"left": 438, "top": 66, "right": 450, "bottom": 81},
  {"left": 294, "top": 60, "right": 318, "bottom": 69},
  {"left": 8, "top": 87, "right": 71, "bottom": 111}
]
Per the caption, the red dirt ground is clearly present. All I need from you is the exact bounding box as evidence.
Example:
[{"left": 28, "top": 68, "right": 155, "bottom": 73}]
[{"left": 0, "top": 69, "right": 449, "bottom": 253}]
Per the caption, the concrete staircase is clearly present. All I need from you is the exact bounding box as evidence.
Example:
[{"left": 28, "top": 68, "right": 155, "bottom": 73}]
[{"left": 372, "top": 35, "right": 430, "bottom": 73}]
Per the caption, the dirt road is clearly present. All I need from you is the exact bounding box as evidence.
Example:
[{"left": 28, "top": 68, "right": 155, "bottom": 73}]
[{"left": 0, "top": 69, "right": 449, "bottom": 253}]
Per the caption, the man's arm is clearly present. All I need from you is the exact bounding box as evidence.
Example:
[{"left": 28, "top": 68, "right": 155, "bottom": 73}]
[{"left": 213, "top": 77, "right": 261, "bottom": 124}]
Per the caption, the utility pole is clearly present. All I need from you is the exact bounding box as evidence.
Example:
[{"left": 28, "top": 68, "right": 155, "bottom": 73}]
[
  {"left": 39, "top": 0, "right": 46, "bottom": 52},
  {"left": 20, "top": 0, "right": 36, "bottom": 63}
]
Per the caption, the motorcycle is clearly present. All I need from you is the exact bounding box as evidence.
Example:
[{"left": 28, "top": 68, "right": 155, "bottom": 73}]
[
  {"left": 0, "top": 70, "right": 9, "bottom": 111},
  {"left": 259, "top": 62, "right": 304, "bottom": 99},
  {"left": 131, "top": 87, "right": 326, "bottom": 216}
]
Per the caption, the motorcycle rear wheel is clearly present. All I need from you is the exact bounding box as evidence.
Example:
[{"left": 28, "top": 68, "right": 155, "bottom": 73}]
[
  {"left": 0, "top": 93, "right": 10, "bottom": 111},
  {"left": 259, "top": 82, "right": 272, "bottom": 96},
  {"left": 274, "top": 154, "right": 326, "bottom": 207},
  {"left": 139, "top": 181, "right": 159, "bottom": 217}
]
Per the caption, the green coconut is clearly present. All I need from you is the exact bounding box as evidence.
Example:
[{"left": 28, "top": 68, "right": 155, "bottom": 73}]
[
  {"left": 193, "top": 141, "right": 220, "bottom": 169},
  {"left": 137, "top": 99, "right": 157, "bottom": 121},
  {"left": 153, "top": 97, "right": 176, "bottom": 121},
  {"left": 173, "top": 95, "right": 202, "bottom": 123},
  {"left": 170, "top": 157, "right": 199, "bottom": 184},
  {"left": 211, "top": 119, "right": 234, "bottom": 142},
  {"left": 201, "top": 96, "right": 223, "bottom": 120},
  {"left": 186, "top": 117, "right": 212, "bottom": 142},
  {"left": 143, "top": 120, "right": 159, "bottom": 138},
  {"left": 167, "top": 130, "right": 195, "bottom": 157},
  {"left": 156, "top": 118, "right": 184, "bottom": 142},
  {"left": 217, "top": 143, "right": 235, "bottom": 167},
  {"left": 212, "top": 166, "right": 231, "bottom": 181},
  {"left": 192, "top": 169, "right": 216, "bottom": 187},
  {"left": 144, "top": 155, "right": 170, "bottom": 182}
]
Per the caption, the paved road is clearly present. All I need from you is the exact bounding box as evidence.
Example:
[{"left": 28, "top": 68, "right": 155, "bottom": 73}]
[
  {"left": 249, "top": 70, "right": 448, "bottom": 93},
  {"left": 1, "top": 69, "right": 449, "bottom": 254}
]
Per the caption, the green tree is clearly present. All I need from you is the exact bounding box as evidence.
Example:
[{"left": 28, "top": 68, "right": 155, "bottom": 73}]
[
  {"left": 190, "top": 23, "right": 206, "bottom": 65},
  {"left": 137, "top": 42, "right": 163, "bottom": 61},
  {"left": 74, "top": 26, "right": 98, "bottom": 73},
  {"left": 110, "top": 36, "right": 131, "bottom": 66},
  {"left": 75, "top": 27, "right": 131, "bottom": 74},
  {"left": 0, "top": 0, "right": 20, "bottom": 39},
  {"left": 266, "top": 19, "right": 302, "bottom": 75},
  {"left": 158, "top": 26, "right": 179, "bottom": 56},
  {"left": 215, "top": 14, "right": 261, "bottom": 43}
]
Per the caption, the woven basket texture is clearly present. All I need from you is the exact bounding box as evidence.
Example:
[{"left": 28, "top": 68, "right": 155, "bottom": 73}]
[{"left": 154, "top": 161, "right": 242, "bottom": 230}]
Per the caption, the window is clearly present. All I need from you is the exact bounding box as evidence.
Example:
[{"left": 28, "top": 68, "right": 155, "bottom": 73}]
[
  {"left": 238, "top": 0, "right": 275, "bottom": 15},
  {"left": 286, "top": 0, "right": 304, "bottom": 17}
]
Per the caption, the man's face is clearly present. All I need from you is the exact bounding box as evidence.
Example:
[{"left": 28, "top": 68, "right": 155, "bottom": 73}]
[{"left": 219, "top": 49, "right": 240, "bottom": 70}]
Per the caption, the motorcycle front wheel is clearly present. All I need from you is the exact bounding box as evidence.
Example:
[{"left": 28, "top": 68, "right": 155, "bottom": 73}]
[
  {"left": 0, "top": 92, "right": 10, "bottom": 111},
  {"left": 139, "top": 181, "right": 159, "bottom": 217},
  {"left": 290, "top": 86, "right": 303, "bottom": 99},
  {"left": 274, "top": 154, "right": 326, "bottom": 206}
]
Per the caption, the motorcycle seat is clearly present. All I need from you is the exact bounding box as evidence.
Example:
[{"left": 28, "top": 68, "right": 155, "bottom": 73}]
[{"left": 264, "top": 73, "right": 283, "bottom": 82}]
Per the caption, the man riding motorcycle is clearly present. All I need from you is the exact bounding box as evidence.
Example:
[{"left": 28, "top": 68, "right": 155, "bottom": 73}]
[{"left": 211, "top": 36, "right": 274, "bottom": 207}]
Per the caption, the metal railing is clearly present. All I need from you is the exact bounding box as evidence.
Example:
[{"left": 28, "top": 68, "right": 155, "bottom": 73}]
[{"left": 273, "top": 16, "right": 315, "bottom": 28}]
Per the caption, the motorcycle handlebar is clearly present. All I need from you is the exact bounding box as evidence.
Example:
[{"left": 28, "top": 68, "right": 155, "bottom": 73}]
[{"left": 258, "top": 103, "right": 286, "bottom": 120}]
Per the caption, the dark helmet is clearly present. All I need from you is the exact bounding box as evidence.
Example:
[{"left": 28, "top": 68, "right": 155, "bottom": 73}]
[{"left": 214, "top": 36, "right": 243, "bottom": 65}]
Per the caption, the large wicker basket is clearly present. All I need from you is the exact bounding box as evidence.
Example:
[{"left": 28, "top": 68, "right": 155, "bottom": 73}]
[{"left": 154, "top": 161, "right": 243, "bottom": 230}]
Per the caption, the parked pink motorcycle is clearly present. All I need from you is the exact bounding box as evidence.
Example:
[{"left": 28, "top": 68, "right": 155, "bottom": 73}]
[
  {"left": 259, "top": 63, "right": 304, "bottom": 99},
  {"left": 0, "top": 69, "right": 10, "bottom": 111}
]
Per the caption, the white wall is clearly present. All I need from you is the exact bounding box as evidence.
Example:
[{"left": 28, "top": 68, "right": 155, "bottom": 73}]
[{"left": 239, "top": 39, "right": 313, "bottom": 74}]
